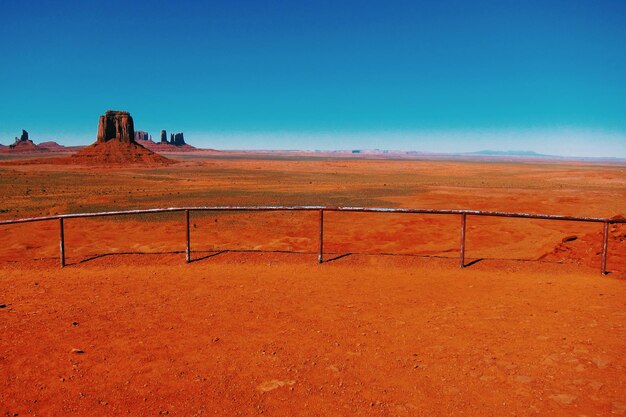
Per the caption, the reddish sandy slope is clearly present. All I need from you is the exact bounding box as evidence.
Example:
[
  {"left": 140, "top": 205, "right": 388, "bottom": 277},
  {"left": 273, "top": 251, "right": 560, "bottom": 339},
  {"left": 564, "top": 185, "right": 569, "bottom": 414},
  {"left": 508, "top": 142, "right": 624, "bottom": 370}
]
[
  {"left": 0, "top": 156, "right": 624, "bottom": 416},
  {"left": 1, "top": 255, "right": 625, "bottom": 416}
]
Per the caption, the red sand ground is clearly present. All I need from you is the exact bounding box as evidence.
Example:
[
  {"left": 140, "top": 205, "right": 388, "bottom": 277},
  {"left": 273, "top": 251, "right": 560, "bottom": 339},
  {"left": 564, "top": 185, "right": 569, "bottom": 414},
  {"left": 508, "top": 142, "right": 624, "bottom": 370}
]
[{"left": 0, "top": 156, "right": 625, "bottom": 416}]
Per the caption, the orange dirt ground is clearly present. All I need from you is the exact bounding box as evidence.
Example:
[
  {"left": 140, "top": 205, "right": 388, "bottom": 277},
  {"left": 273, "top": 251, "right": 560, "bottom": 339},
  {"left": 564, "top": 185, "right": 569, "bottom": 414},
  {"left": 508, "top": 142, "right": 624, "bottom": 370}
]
[{"left": 1, "top": 156, "right": 625, "bottom": 416}]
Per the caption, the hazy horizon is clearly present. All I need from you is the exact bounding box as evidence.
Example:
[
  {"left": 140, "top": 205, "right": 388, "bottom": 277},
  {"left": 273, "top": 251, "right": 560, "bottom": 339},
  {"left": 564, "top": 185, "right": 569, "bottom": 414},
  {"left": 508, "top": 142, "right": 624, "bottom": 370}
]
[
  {"left": 2, "top": 127, "right": 626, "bottom": 159},
  {"left": 1, "top": 1, "right": 625, "bottom": 157}
]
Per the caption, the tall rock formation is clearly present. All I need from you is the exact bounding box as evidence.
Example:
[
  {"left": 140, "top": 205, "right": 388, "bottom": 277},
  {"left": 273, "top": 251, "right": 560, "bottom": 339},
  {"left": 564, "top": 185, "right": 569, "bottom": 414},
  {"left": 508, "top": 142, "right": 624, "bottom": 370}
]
[
  {"left": 170, "top": 132, "right": 186, "bottom": 146},
  {"left": 137, "top": 129, "right": 197, "bottom": 153},
  {"left": 96, "top": 110, "right": 135, "bottom": 143},
  {"left": 134, "top": 130, "right": 150, "bottom": 141},
  {"left": 6, "top": 129, "right": 47, "bottom": 152},
  {"left": 13, "top": 129, "right": 29, "bottom": 144},
  {"left": 70, "top": 110, "right": 172, "bottom": 164}
]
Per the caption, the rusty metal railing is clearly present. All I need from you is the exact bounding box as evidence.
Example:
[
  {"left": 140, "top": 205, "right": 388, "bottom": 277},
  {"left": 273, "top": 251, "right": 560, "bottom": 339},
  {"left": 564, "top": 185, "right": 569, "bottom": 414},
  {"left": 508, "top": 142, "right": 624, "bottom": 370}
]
[{"left": 0, "top": 206, "right": 623, "bottom": 274}]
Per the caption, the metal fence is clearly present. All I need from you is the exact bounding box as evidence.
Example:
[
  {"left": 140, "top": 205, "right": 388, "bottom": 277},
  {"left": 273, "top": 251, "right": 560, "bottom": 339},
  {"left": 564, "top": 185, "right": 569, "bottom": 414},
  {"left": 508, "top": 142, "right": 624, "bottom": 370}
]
[{"left": 0, "top": 206, "right": 624, "bottom": 274}]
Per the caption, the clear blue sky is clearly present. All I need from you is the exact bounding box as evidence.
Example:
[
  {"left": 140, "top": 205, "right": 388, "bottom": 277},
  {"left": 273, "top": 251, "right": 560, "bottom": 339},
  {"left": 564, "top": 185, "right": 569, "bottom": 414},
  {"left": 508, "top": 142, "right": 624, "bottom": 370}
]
[{"left": 1, "top": 0, "right": 625, "bottom": 156}]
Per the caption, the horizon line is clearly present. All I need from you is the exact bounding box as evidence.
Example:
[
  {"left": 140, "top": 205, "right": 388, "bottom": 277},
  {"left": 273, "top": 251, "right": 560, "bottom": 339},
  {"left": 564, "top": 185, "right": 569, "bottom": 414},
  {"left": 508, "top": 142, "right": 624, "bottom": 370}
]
[{"left": 1, "top": 127, "right": 625, "bottom": 159}]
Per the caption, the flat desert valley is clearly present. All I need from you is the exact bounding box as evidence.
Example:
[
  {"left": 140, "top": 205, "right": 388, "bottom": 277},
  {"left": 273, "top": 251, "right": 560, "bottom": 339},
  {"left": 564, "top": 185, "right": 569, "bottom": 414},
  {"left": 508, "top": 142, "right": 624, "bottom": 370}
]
[{"left": 1, "top": 155, "right": 625, "bottom": 416}]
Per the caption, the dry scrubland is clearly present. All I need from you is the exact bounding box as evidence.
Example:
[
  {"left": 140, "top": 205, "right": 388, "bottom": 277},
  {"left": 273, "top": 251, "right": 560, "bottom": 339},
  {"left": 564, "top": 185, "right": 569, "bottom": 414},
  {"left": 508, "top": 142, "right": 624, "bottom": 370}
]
[{"left": 1, "top": 155, "right": 625, "bottom": 416}]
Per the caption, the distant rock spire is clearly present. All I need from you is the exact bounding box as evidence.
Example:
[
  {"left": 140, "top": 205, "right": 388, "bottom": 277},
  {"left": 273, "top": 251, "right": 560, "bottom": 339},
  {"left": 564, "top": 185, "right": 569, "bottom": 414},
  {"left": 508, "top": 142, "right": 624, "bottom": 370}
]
[
  {"left": 134, "top": 131, "right": 150, "bottom": 141},
  {"left": 171, "top": 132, "right": 186, "bottom": 146}
]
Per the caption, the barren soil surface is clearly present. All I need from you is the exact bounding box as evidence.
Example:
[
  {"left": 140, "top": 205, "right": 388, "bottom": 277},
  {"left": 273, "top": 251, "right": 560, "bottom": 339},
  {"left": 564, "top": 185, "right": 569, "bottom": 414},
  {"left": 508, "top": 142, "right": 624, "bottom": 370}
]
[{"left": 1, "top": 156, "right": 625, "bottom": 416}]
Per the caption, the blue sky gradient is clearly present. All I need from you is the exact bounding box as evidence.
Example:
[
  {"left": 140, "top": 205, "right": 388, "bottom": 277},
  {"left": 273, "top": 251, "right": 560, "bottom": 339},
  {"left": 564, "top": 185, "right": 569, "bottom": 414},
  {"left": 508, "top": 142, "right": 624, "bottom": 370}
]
[{"left": 1, "top": 0, "right": 625, "bottom": 156}]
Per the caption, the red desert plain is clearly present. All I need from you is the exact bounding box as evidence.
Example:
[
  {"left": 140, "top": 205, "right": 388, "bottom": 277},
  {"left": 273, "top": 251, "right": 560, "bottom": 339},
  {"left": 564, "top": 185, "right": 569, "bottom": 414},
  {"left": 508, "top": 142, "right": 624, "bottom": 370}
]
[{"left": 1, "top": 154, "right": 625, "bottom": 416}]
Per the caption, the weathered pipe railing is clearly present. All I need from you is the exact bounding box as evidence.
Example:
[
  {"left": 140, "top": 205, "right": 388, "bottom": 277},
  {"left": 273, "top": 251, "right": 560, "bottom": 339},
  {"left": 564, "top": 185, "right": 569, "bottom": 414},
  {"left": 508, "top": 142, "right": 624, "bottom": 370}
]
[{"left": 0, "top": 206, "right": 624, "bottom": 274}]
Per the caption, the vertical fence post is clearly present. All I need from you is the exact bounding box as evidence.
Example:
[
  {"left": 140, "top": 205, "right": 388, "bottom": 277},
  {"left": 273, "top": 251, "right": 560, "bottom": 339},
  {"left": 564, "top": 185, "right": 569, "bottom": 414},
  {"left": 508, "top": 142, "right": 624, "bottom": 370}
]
[
  {"left": 185, "top": 209, "right": 191, "bottom": 263},
  {"left": 318, "top": 209, "right": 324, "bottom": 264},
  {"left": 459, "top": 213, "right": 466, "bottom": 268},
  {"left": 601, "top": 221, "right": 609, "bottom": 275},
  {"left": 59, "top": 218, "right": 65, "bottom": 268}
]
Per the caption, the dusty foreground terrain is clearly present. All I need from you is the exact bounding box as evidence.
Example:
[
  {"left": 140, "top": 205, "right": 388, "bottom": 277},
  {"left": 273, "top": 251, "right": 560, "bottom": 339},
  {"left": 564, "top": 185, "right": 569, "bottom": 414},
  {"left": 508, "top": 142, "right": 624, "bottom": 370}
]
[
  {"left": 1, "top": 256, "right": 625, "bottom": 416},
  {"left": 1, "top": 156, "right": 625, "bottom": 416}
]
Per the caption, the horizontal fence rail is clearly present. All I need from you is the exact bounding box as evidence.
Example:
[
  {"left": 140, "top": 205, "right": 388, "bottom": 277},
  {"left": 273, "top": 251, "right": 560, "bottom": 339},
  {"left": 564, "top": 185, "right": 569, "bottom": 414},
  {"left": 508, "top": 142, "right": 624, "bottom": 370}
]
[{"left": 0, "top": 206, "right": 624, "bottom": 274}]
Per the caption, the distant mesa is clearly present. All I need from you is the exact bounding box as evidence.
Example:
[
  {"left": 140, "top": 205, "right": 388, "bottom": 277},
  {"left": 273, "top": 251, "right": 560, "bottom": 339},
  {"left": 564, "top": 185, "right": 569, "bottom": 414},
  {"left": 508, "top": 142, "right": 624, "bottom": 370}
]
[
  {"left": 0, "top": 111, "right": 203, "bottom": 163},
  {"left": 134, "top": 128, "right": 197, "bottom": 152},
  {"left": 4, "top": 129, "right": 49, "bottom": 153},
  {"left": 134, "top": 130, "right": 151, "bottom": 142},
  {"left": 170, "top": 132, "right": 186, "bottom": 146},
  {"left": 0, "top": 129, "right": 81, "bottom": 155},
  {"left": 463, "top": 150, "right": 557, "bottom": 158},
  {"left": 136, "top": 128, "right": 186, "bottom": 147},
  {"left": 71, "top": 110, "right": 173, "bottom": 165},
  {"left": 38, "top": 141, "right": 68, "bottom": 151},
  {"left": 37, "top": 141, "right": 83, "bottom": 153}
]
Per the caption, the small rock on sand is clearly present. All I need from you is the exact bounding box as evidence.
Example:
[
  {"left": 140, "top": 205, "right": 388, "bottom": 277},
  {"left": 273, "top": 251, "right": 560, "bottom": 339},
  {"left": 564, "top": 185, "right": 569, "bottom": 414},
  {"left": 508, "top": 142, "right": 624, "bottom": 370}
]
[
  {"left": 257, "top": 379, "right": 295, "bottom": 392},
  {"left": 549, "top": 394, "right": 576, "bottom": 405},
  {"left": 588, "top": 380, "right": 603, "bottom": 391},
  {"left": 612, "top": 402, "right": 626, "bottom": 415},
  {"left": 514, "top": 375, "right": 533, "bottom": 384},
  {"left": 591, "top": 356, "right": 610, "bottom": 369},
  {"left": 71, "top": 348, "right": 85, "bottom": 354}
]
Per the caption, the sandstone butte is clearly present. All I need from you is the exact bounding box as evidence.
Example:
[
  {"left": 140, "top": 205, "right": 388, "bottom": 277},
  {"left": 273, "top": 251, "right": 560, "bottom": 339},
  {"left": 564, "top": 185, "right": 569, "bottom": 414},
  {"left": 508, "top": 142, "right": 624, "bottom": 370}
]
[
  {"left": 134, "top": 128, "right": 200, "bottom": 153},
  {"left": 0, "top": 111, "right": 173, "bottom": 165},
  {"left": 70, "top": 110, "right": 173, "bottom": 165}
]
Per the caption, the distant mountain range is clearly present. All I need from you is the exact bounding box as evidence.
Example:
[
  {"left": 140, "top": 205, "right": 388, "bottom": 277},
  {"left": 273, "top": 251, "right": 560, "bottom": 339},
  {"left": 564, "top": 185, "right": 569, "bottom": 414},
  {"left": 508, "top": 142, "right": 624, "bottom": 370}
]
[
  {"left": 2, "top": 140, "right": 625, "bottom": 163},
  {"left": 0, "top": 140, "right": 84, "bottom": 154},
  {"left": 459, "top": 150, "right": 626, "bottom": 162},
  {"left": 462, "top": 150, "right": 557, "bottom": 158}
]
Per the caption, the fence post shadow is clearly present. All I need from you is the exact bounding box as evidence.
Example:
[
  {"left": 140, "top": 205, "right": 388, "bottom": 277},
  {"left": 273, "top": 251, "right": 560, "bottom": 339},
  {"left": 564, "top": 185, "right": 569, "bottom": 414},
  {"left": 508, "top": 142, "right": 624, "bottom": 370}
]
[
  {"left": 0, "top": 205, "right": 621, "bottom": 275},
  {"left": 188, "top": 250, "right": 228, "bottom": 263},
  {"left": 67, "top": 250, "right": 184, "bottom": 266},
  {"left": 463, "top": 258, "right": 484, "bottom": 268},
  {"left": 320, "top": 253, "right": 352, "bottom": 264}
]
